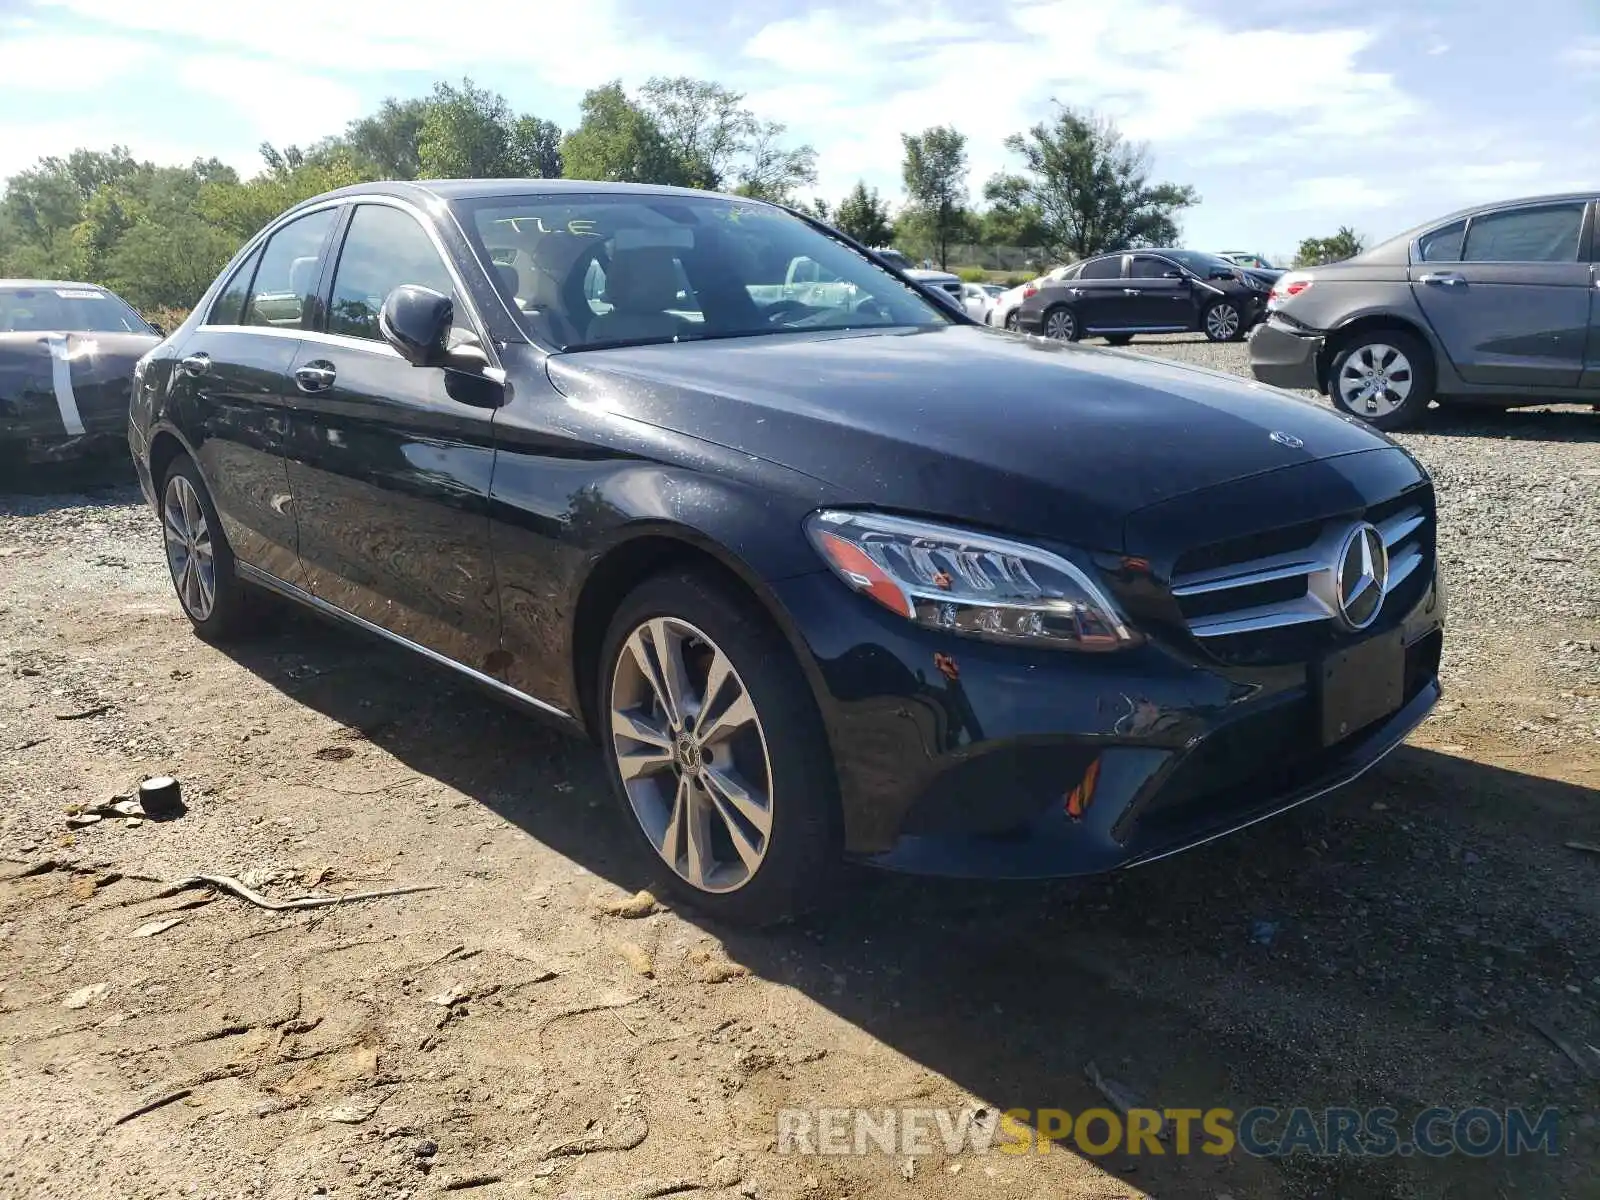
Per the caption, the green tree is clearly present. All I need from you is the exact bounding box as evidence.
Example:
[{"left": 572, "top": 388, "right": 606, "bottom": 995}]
[
  {"left": 561, "top": 82, "right": 687, "bottom": 184},
  {"left": 985, "top": 107, "right": 1198, "bottom": 262},
  {"left": 339, "top": 97, "right": 429, "bottom": 178},
  {"left": 198, "top": 147, "right": 375, "bottom": 240},
  {"left": 629, "top": 77, "right": 816, "bottom": 199},
  {"left": 900, "top": 126, "right": 968, "bottom": 269},
  {"left": 1294, "top": 226, "right": 1365, "bottom": 266},
  {"left": 832, "top": 181, "right": 894, "bottom": 246},
  {"left": 510, "top": 115, "right": 563, "bottom": 178},
  {"left": 416, "top": 79, "right": 517, "bottom": 177}
]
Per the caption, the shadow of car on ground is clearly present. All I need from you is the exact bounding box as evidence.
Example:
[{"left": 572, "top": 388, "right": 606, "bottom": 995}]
[{"left": 209, "top": 606, "right": 1600, "bottom": 1200}]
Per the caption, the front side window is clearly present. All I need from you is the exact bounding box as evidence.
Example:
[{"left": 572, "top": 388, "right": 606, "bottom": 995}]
[
  {"left": 1462, "top": 203, "right": 1584, "bottom": 263},
  {"left": 244, "top": 208, "right": 337, "bottom": 328},
  {"left": 1077, "top": 256, "right": 1121, "bottom": 280},
  {"left": 328, "top": 204, "right": 463, "bottom": 342},
  {"left": 1130, "top": 255, "right": 1177, "bottom": 279},
  {"left": 461, "top": 193, "right": 950, "bottom": 351},
  {"left": 0, "top": 286, "right": 152, "bottom": 334}
]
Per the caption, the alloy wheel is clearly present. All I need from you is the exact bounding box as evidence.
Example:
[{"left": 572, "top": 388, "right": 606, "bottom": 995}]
[
  {"left": 1205, "top": 303, "right": 1241, "bottom": 341},
  {"left": 1044, "top": 309, "right": 1076, "bottom": 340},
  {"left": 1337, "top": 343, "right": 1413, "bottom": 418},
  {"left": 162, "top": 474, "right": 217, "bottom": 621},
  {"left": 609, "top": 617, "right": 774, "bottom": 894}
]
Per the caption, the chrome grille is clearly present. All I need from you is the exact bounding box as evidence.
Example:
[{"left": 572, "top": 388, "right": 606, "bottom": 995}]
[{"left": 1171, "top": 506, "right": 1428, "bottom": 639}]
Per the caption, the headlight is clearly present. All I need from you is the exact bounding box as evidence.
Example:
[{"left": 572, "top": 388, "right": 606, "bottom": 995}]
[{"left": 805, "top": 510, "right": 1138, "bottom": 651}]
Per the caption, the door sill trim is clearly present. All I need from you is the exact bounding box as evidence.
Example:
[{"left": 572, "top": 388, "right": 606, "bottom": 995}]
[{"left": 236, "top": 562, "right": 575, "bottom": 724}]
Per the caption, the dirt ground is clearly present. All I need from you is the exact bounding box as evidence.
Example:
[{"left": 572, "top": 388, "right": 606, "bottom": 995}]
[{"left": 2, "top": 390, "right": 1598, "bottom": 1199}]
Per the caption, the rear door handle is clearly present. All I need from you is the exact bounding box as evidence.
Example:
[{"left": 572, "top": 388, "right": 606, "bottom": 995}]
[
  {"left": 294, "top": 361, "right": 337, "bottom": 393},
  {"left": 179, "top": 353, "right": 210, "bottom": 377},
  {"left": 1418, "top": 272, "right": 1466, "bottom": 287}
]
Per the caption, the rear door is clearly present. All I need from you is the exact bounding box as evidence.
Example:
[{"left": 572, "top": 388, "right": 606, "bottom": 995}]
[
  {"left": 163, "top": 206, "right": 340, "bottom": 582},
  {"left": 1408, "top": 199, "right": 1592, "bottom": 389},
  {"left": 1058, "top": 254, "right": 1125, "bottom": 331},
  {"left": 283, "top": 199, "right": 502, "bottom": 670}
]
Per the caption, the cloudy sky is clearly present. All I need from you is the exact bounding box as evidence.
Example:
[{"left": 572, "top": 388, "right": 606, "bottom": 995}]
[{"left": 1, "top": 0, "right": 1596, "bottom": 256}]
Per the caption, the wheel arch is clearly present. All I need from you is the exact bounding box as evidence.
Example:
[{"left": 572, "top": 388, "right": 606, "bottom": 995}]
[
  {"left": 1318, "top": 314, "right": 1439, "bottom": 395},
  {"left": 567, "top": 524, "right": 829, "bottom": 745}
]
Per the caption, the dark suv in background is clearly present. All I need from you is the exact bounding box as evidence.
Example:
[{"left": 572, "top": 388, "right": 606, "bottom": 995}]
[
  {"left": 1250, "top": 192, "right": 1600, "bottom": 429},
  {"left": 1014, "top": 249, "right": 1269, "bottom": 345}
]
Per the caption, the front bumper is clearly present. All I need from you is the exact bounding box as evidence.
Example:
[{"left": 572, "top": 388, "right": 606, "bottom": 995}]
[
  {"left": 769, "top": 566, "right": 1444, "bottom": 879},
  {"left": 1249, "top": 316, "right": 1325, "bottom": 391}
]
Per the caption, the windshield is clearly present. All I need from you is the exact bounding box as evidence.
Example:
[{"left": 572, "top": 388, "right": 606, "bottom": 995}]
[
  {"left": 0, "top": 286, "right": 153, "bottom": 334},
  {"left": 459, "top": 193, "right": 950, "bottom": 351},
  {"left": 1159, "top": 250, "right": 1238, "bottom": 277}
]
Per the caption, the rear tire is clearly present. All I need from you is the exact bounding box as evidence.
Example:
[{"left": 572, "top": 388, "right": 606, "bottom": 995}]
[
  {"left": 1042, "top": 306, "right": 1079, "bottom": 341},
  {"left": 1327, "top": 330, "right": 1436, "bottom": 431},
  {"left": 598, "top": 569, "right": 842, "bottom": 926},
  {"left": 159, "top": 454, "right": 250, "bottom": 641}
]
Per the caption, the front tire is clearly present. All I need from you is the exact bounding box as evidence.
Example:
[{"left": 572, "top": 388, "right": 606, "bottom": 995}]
[
  {"left": 1327, "top": 330, "right": 1436, "bottom": 430},
  {"left": 598, "top": 570, "right": 842, "bottom": 925},
  {"left": 1104, "top": 334, "right": 1134, "bottom": 347},
  {"left": 1202, "top": 300, "right": 1243, "bottom": 342},
  {"left": 160, "top": 454, "right": 249, "bottom": 641},
  {"left": 1042, "top": 306, "right": 1079, "bottom": 341}
]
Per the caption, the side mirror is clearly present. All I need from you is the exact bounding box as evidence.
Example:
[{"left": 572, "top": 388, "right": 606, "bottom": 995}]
[
  {"left": 147, "top": 321, "right": 166, "bottom": 337},
  {"left": 379, "top": 285, "right": 453, "bottom": 368},
  {"left": 1208, "top": 268, "right": 1236, "bottom": 281}
]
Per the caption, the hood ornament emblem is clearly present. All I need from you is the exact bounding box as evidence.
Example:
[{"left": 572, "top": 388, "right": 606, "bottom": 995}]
[{"left": 1269, "top": 430, "right": 1304, "bottom": 449}]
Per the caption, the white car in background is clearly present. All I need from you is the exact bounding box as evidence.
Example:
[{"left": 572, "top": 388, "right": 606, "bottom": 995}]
[
  {"left": 988, "top": 265, "right": 1077, "bottom": 330},
  {"left": 959, "top": 282, "right": 1006, "bottom": 321}
]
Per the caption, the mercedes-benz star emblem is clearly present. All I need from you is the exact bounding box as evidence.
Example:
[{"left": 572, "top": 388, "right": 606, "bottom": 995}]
[
  {"left": 1335, "top": 522, "right": 1388, "bottom": 629},
  {"left": 1269, "top": 430, "right": 1304, "bottom": 449}
]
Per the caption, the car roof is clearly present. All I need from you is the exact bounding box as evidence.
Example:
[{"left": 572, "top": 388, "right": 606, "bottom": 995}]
[
  {"left": 0, "top": 279, "right": 104, "bottom": 290},
  {"left": 307, "top": 178, "right": 758, "bottom": 207}
]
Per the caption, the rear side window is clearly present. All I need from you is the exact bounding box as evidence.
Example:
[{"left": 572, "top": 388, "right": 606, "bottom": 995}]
[
  {"left": 328, "top": 204, "right": 462, "bottom": 341},
  {"left": 244, "top": 208, "right": 338, "bottom": 328},
  {"left": 207, "top": 245, "right": 264, "bottom": 326},
  {"left": 1462, "top": 203, "right": 1584, "bottom": 263},
  {"left": 1417, "top": 220, "right": 1464, "bottom": 262},
  {"left": 1078, "top": 256, "right": 1121, "bottom": 280}
]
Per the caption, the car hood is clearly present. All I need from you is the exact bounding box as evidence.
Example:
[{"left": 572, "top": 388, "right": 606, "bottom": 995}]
[{"left": 546, "top": 324, "right": 1392, "bottom": 551}]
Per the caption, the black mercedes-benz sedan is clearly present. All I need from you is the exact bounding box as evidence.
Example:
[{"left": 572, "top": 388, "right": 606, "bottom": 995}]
[
  {"left": 2, "top": 280, "right": 161, "bottom": 468},
  {"left": 128, "top": 180, "right": 1444, "bottom": 924}
]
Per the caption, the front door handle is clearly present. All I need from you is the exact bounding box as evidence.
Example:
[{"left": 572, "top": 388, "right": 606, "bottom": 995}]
[
  {"left": 294, "top": 361, "right": 337, "bottom": 393},
  {"left": 179, "top": 353, "right": 210, "bottom": 377},
  {"left": 1123, "top": 288, "right": 1142, "bottom": 296},
  {"left": 1418, "top": 272, "right": 1466, "bottom": 287}
]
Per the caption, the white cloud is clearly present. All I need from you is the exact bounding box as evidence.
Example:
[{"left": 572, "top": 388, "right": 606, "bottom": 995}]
[
  {"left": 35, "top": 0, "right": 702, "bottom": 86},
  {"left": 0, "top": 116, "right": 222, "bottom": 182},
  {"left": 0, "top": 32, "right": 150, "bottom": 89},
  {"left": 1563, "top": 37, "right": 1600, "bottom": 68},
  {"left": 175, "top": 55, "right": 364, "bottom": 151},
  {"left": 738, "top": 0, "right": 1416, "bottom": 205}
]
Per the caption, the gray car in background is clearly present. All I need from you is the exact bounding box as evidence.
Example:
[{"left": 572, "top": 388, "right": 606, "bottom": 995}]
[{"left": 1250, "top": 192, "right": 1600, "bottom": 429}]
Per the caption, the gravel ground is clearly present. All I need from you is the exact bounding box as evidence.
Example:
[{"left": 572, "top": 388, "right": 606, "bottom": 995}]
[{"left": 1, "top": 346, "right": 1597, "bottom": 1200}]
